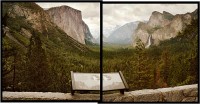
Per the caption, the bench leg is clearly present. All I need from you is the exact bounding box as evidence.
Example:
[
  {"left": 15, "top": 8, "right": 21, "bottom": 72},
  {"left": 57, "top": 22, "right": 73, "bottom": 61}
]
[
  {"left": 71, "top": 90, "right": 75, "bottom": 95},
  {"left": 120, "top": 89, "right": 124, "bottom": 94}
]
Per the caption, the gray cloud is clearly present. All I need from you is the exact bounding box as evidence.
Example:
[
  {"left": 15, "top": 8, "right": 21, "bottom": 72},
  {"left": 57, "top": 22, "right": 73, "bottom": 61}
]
[
  {"left": 36, "top": 3, "right": 100, "bottom": 39},
  {"left": 103, "top": 4, "right": 197, "bottom": 37}
]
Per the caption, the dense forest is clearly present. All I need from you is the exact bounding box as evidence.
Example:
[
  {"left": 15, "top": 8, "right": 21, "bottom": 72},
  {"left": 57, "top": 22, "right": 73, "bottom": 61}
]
[
  {"left": 2, "top": 3, "right": 100, "bottom": 93},
  {"left": 103, "top": 18, "right": 198, "bottom": 91}
]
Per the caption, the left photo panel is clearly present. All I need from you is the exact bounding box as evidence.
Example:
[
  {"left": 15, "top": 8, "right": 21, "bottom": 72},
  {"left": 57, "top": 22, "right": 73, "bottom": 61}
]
[{"left": 2, "top": 2, "right": 100, "bottom": 101}]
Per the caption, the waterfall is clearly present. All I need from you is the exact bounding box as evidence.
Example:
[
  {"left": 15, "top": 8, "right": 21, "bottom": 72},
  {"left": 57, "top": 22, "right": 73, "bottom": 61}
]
[{"left": 146, "top": 34, "right": 152, "bottom": 48}]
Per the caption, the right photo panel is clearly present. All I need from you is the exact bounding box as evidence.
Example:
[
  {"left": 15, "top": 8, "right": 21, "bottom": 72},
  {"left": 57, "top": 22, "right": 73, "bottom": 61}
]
[{"left": 103, "top": 3, "right": 198, "bottom": 102}]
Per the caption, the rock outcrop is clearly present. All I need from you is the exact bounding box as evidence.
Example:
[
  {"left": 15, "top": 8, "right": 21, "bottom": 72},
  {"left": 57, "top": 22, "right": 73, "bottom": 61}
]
[
  {"left": 133, "top": 9, "right": 197, "bottom": 47},
  {"left": 4, "top": 3, "right": 54, "bottom": 37},
  {"left": 46, "top": 6, "right": 94, "bottom": 44}
]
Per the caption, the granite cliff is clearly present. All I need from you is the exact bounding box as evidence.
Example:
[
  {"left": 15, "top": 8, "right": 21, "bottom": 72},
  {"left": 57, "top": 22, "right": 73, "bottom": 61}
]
[
  {"left": 133, "top": 9, "right": 197, "bottom": 47},
  {"left": 46, "top": 6, "right": 94, "bottom": 44}
]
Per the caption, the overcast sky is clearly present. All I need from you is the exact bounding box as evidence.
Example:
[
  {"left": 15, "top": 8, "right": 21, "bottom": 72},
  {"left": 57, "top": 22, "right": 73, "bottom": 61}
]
[
  {"left": 36, "top": 3, "right": 100, "bottom": 39},
  {"left": 103, "top": 4, "right": 197, "bottom": 37}
]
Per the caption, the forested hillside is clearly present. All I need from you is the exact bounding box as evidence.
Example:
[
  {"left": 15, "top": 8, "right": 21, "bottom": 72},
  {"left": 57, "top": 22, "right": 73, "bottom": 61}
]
[
  {"left": 2, "top": 2, "right": 99, "bottom": 92},
  {"left": 103, "top": 18, "right": 198, "bottom": 90}
]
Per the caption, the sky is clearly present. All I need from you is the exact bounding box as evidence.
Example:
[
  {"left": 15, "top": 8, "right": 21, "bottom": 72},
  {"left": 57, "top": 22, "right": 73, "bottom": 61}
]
[
  {"left": 103, "top": 4, "right": 197, "bottom": 37},
  {"left": 36, "top": 3, "right": 100, "bottom": 39}
]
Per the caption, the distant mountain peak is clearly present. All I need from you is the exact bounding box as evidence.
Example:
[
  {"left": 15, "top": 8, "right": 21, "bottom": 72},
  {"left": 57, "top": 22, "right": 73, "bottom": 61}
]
[
  {"left": 163, "top": 11, "right": 174, "bottom": 20},
  {"left": 163, "top": 11, "right": 173, "bottom": 15},
  {"left": 152, "top": 11, "right": 162, "bottom": 15},
  {"left": 151, "top": 11, "right": 174, "bottom": 20},
  {"left": 106, "top": 21, "right": 139, "bottom": 44}
]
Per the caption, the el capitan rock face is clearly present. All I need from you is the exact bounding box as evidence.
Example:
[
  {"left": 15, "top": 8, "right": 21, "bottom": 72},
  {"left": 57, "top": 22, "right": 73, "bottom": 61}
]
[
  {"left": 82, "top": 21, "right": 94, "bottom": 43},
  {"left": 133, "top": 10, "right": 197, "bottom": 47},
  {"left": 46, "top": 6, "right": 93, "bottom": 44}
]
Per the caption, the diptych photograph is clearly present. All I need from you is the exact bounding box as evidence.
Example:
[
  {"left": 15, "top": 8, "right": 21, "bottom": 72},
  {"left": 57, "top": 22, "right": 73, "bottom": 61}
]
[{"left": 1, "top": 1, "right": 199, "bottom": 103}]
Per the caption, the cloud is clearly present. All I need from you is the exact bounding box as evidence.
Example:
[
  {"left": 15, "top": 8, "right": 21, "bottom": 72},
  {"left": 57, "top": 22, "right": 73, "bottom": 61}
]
[
  {"left": 103, "top": 4, "right": 197, "bottom": 36},
  {"left": 36, "top": 2, "right": 100, "bottom": 39}
]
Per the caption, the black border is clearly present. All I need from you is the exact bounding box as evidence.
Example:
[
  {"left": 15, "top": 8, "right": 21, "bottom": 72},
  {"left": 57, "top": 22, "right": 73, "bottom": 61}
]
[
  {"left": 2, "top": 0, "right": 101, "bottom": 1},
  {"left": 102, "top": 1, "right": 199, "bottom": 103},
  {"left": 1, "top": 0, "right": 101, "bottom": 103},
  {"left": 100, "top": 0, "right": 103, "bottom": 102},
  {"left": 1, "top": 0, "right": 199, "bottom": 103}
]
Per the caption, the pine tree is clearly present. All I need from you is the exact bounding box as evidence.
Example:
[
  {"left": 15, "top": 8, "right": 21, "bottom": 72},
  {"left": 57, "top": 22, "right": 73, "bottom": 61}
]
[
  {"left": 26, "top": 30, "right": 51, "bottom": 91},
  {"left": 133, "top": 38, "right": 153, "bottom": 90},
  {"left": 158, "top": 49, "right": 170, "bottom": 87}
]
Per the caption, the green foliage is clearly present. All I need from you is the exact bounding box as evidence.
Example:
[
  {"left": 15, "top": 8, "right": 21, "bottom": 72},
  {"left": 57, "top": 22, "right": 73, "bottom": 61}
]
[
  {"left": 2, "top": 35, "right": 27, "bottom": 91},
  {"left": 10, "top": 30, "right": 30, "bottom": 46},
  {"left": 103, "top": 19, "right": 198, "bottom": 90},
  {"left": 2, "top": 2, "right": 100, "bottom": 93},
  {"left": 25, "top": 31, "right": 51, "bottom": 91},
  {"left": 7, "top": 16, "right": 33, "bottom": 31},
  {"left": 133, "top": 39, "right": 153, "bottom": 89},
  {"left": 157, "top": 49, "right": 171, "bottom": 87}
]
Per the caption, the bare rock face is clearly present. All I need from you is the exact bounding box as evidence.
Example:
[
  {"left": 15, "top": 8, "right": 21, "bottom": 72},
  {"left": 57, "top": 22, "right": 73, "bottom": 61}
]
[
  {"left": 46, "top": 6, "right": 93, "bottom": 44},
  {"left": 147, "top": 11, "right": 172, "bottom": 28},
  {"left": 82, "top": 21, "right": 94, "bottom": 43},
  {"left": 133, "top": 10, "right": 197, "bottom": 47},
  {"left": 6, "top": 3, "right": 54, "bottom": 35}
]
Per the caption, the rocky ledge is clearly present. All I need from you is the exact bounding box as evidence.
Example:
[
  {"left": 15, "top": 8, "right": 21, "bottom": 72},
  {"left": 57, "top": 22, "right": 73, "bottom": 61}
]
[
  {"left": 103, "top": 84, "right": 198, "bottom": 102},
  {"left": 2, "top": 92, "right": 100, "bottom": 101},
  {"left": 2, "top": 84, "right": 197, "bottom": 102}
]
